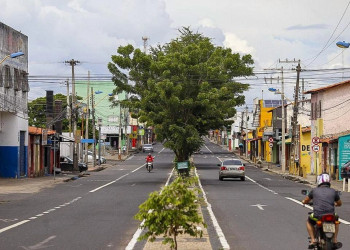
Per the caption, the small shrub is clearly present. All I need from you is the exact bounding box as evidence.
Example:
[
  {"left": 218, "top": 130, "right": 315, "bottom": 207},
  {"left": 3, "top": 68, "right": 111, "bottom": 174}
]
[{"left": 135, "top": 177, "right": 206, "bottom": 249}]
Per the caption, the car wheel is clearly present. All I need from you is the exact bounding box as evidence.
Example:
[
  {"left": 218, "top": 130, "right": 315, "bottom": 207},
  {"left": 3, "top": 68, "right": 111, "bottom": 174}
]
[
  {"left": 219, "top": 176, "right": 223, "bottom": 181},
  {"left": 241, "top": 177, "right": 245, "bottom": 181}
]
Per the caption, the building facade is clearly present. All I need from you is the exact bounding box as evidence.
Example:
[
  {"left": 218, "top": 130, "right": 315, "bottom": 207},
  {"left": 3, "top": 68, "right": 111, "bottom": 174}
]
[{"left": 0, "top": 22, "right": 28, "bottom": 178}]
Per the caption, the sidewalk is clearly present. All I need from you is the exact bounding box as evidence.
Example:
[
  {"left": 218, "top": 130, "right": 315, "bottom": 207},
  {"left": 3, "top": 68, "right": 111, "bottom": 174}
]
[
  {"left": 0, "top": 152, "right": 130, "bottom": 196},
  {"left": 218, "top": 144, "right": 345, "bottom": 192}
]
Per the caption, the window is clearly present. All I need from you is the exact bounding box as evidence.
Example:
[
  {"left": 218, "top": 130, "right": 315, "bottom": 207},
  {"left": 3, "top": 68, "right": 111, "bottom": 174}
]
[
  {"left": 21, "top": 71, "right": 29, "bottom": 92},
  {"left": 0, "top": 67, "right": 3, "bottom": 87},
  {"left": 4, "top": 65, "right": 12, "bottom": 88},
  {"left": 223, "top": 160, "right": 242, "bottom": 165},
  {"left": 14, "top": 68, "right": 20, "bottom": 91}
]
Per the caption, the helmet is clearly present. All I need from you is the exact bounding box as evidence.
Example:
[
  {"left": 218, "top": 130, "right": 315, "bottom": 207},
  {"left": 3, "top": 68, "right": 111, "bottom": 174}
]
[
  {"left": 148, "top": 153, "right": 151, "bottom": 156},
  {"left": 317, "top": 173, "right": 330, "bottom": 186}
]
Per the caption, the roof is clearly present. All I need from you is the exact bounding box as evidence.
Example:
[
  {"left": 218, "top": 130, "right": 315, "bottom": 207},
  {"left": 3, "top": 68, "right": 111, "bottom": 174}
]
[
  {"left": 302, "top": 127, "right": 311, "bottom": 133},
  {"left": 29, "top": 126, "right": 56, "bottom": 135},
  {"left": 304, "top": 79, "right": 350, "bottom": 94}
]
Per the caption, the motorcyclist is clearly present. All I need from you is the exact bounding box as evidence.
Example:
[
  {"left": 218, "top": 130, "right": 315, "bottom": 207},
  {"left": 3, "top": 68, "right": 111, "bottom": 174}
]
[
  {"left": 302, "top": 173, "right": 342, "bottom": 249},
  {"left": 145, "top": 153, "right": 154, "bottom": 169}
]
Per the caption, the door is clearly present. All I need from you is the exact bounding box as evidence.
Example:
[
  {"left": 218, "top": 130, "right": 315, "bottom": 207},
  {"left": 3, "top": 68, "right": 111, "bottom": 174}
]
[{"left": 19, "top": 131, "right": 26, "bottom": 177}]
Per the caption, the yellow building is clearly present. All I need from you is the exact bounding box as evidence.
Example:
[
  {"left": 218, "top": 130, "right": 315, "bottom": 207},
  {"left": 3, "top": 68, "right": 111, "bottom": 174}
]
[
  {"left": 300, "top": 127, "right": 311, "bottom": 176},
  {"left": 257, "top": 100, "right": 274, "bottom": 162}
]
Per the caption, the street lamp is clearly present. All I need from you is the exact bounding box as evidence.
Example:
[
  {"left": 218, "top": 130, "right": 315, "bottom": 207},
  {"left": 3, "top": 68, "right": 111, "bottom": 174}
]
[
  {"left": 336, "top": 41, "right": 349, "bottom": 80},
  {"left": 0, "top": 51, "right": 24, "bottom": 65}
]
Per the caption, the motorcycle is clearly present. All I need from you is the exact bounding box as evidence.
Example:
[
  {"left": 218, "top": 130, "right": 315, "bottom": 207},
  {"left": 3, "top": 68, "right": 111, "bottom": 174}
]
[
  {"left": 146, "top": 162, "right": 153, "bottom": 172},
  {"left": 302, "top": 190, "right": 342, "bottom": 250}
]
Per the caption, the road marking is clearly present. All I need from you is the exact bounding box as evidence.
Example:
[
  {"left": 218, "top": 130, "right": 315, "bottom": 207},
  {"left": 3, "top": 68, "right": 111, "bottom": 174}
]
[
  {"left": 21, "top": 235, "right": 56, "bottom": 250},
  {"left": 0, "top": 218, "right": 18, "bottom": 222},
  {"left": 251, "top": 204, "right": 267, "bottom": 210},
  {"left": 246, "top": 176, "right": 279, "bottom": 195},
  {"left": 0, "top": 220, "right": 30, "bottom": 234},
  {"left": 125, "top": 168, "right": 175, "bottom": 250},
  {"left": 264, "top": 178, "right": 272, "bottom": 181},
  {"left": 158, "top": 147, "right": 165, "bottom": 154},
  {"left": 195, "top": 168, "right": 230, "bottom": 249},
  {"left": 285, "top": 197, "right": 350, "bottom": 225},
  {"left": 89, "top": 165, "right": 146, "bottom": 193},
  {"left": 126, "top": 155, "right": 134, "bottom": 161},
  {"left": 205, "top": 145, "right": 213, "bottom": 153}
]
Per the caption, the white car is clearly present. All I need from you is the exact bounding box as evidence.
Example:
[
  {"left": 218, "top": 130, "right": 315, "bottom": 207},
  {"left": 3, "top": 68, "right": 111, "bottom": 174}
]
[
  {"left": 218, "top": 159, "right": 245, "bottom": 181},
  {"left": 85, "top": 151, "right": 106, "bottom": 164}
]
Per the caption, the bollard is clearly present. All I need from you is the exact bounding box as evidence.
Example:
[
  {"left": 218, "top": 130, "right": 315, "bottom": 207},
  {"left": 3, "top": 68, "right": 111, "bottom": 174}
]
[{"left": 343, "top": 178, "right": 346, "bottom": 192}]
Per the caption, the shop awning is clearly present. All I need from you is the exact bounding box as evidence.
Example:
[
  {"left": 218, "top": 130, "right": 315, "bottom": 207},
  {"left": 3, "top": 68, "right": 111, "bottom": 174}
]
[{"left": 277, "top": 138, "right": 291, "bottom": 145}]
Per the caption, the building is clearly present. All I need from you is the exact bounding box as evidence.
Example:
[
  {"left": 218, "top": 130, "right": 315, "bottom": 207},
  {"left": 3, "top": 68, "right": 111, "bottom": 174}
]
[
  {"left": 305, "top": 80, "right": 350, "bottom": 179},
  {"left": 0, "top": 22, "right": 28, "bottom": 178}
]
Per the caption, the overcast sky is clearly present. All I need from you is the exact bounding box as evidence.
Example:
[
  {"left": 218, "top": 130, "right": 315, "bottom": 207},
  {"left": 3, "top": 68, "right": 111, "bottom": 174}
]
[{"left": 1, "top": 0, "right": 350, "bottom": 109}]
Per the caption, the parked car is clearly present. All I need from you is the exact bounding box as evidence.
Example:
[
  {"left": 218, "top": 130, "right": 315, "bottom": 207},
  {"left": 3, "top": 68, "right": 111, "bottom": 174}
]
[
  {"left": 142, "top": 144, "right": 154, "bottom": 153},
  {"left": 83, "top": 151, "right": 106, "bottom": 164},
  {"left": 218, "top": 159, "right": 245, "bottom": 181},
  {"left": 59, "top": 156, "right": 88, "bottom": 172}
]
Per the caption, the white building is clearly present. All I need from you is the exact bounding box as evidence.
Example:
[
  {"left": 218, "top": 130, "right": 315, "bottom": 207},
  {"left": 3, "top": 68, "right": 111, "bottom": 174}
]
[{"left": 0, "top": 22, "right": 28, "bottom": 178}]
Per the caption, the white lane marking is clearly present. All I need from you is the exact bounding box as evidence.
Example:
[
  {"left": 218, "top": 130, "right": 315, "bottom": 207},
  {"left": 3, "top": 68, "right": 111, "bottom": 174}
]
[
  {"left": 126, "top": 168, "right": 174, "bottom": 250},
  {"left": 246, "top": 176, "right": 279, "bottom": 195},
  {"left": 205, "top": 145, "right": 213, "bottom": 154},
  {"left": 251, "top": 204, "right": 267, "bottom": 210},
  {"left": 0, "top": 218, "right": 18, "bottom": 222},
  {"left": 264, "top": 178, "right": 272, "bottom": 181},
  {"left": 158, "top": 147, "right": 165, "bottom": 154},
  {"left": 285, "top": 197, "right": 350, "bottom": 225},
  {"left": 0, "top": 220, "right": 30, "bottom": 234},
  {"left": 0, "top": 197, "right": 81, "bottom": 235},
  {"left": 195, "top": 168, "right": 230, "bottom": 249},
  {"left": 126, "top": 155, "right": 134, "bottom": 161},
  {"left": 89, "top": 165, "right": 147, "bottom": 193},
  {"left": 21, "top": 235, "right": 56, "bottom": 250}
]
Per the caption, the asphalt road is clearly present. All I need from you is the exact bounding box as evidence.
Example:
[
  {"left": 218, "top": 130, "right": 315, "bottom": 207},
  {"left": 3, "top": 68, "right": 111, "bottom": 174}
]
[
  {"left": 0, "top": 144, "right": 175, "bottom": 250},
  {"left": 194, "top": 139, "right": 350, "bottom": 250}
]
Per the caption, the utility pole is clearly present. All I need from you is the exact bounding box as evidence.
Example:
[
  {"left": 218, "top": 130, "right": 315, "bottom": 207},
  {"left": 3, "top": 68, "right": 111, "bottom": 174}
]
[
  {"left": 264, "top": 68, "right": 286, "bottom": 172},
  {"left": 66, "top": 79, "right": 71, "bottom": 137},
  {"left": 91, "top": 87, "right": 96, "bottom": 168},
  {"left": 65, "top": 59, "right": 80, "bottom": 171},
  {"left": 245, "top": 106, "right": 249, "bottom": 159},
  {"left": 118, "top": 98, "right": 122, "bottom": 160},
  {"left": 85, "top": 71, "right": 90, "bottom": 163},
  {"left": 281, "top": 70, "right": 286, "bottom": 173},
  {"left": 279, "top": 59, "right": 301, "bottom": 174}
]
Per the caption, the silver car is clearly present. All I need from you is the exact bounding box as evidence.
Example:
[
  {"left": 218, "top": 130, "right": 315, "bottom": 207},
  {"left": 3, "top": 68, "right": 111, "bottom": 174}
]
[
  {"left": 218, "top": 159, "right": 245, "bottom": 181},
  {"left": 142, "top": 144, "right": 154, "bottom": 152}
]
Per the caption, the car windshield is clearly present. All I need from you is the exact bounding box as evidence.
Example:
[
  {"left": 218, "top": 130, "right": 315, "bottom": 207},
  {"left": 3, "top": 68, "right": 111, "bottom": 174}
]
[
  {"left": 223, "top": 160, "right": 242, "bottom": 165},
  {"left": 144, "top": 144, "right": 152, "bottom": 147}
]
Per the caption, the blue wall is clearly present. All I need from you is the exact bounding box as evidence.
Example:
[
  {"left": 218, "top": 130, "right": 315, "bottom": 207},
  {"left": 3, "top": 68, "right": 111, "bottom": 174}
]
[
  {"left": 338, "top": 134, "right": 350, "bottom": 180},
  {"left": 0, "top": 146, "right": 28, "bottom": 178}
]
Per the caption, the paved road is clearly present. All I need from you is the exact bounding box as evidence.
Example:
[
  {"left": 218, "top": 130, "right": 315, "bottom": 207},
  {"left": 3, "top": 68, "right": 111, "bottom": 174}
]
[
  {"left": 195, "top": 139, "right": 350, "bottom": 250},
  {"left": 0, "top": 144, "right": 175, "bottom": 250}
]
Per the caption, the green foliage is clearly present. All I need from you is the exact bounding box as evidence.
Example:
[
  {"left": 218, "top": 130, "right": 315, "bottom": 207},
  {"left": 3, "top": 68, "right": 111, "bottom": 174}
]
[
  {"left": 28, "top": 94, "right": 89, "bottom": 134},
  {"left": 135, "top": 177, "right": 205, "bottom": 250},
  {"left": 108, "top": 27, "right": 254, "bottom": 161}
]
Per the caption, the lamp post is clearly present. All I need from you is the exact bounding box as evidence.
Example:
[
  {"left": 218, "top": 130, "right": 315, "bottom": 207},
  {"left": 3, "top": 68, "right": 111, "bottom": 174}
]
[
  {"left": 0, "top": 51, "right": 24, "bottom": 65},
  {"left": 336, "top": 41, "right": 350, "bottom": 80}
]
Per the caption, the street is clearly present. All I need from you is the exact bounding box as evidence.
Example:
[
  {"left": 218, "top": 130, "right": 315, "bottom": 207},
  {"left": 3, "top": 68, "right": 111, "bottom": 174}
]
[
  {"left": 0, "top": 143, "right": 175, "bottom": 250},
  {"left": 194, "top": 139, "right": 350, "bottom": 250},
  {"left": 1, "top": 140, "right": 350, "bottom": 249}
]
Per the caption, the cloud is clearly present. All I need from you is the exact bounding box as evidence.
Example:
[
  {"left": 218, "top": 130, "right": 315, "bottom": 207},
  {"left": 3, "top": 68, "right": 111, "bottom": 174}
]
[
  {"left": 223, "top": 32, "right": 255, "bottom": 55},
  {"left": 286, "top": 24, "right": 327, "bottom": 30}
]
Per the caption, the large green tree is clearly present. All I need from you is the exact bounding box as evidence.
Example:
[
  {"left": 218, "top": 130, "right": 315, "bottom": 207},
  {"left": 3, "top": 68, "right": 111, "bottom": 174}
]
[{"left": 108, "top": 27, "right": 254, "bottom": 161}]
